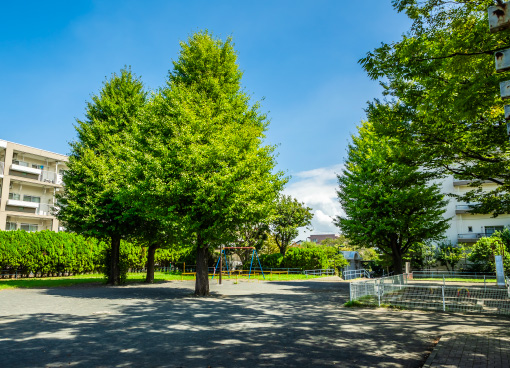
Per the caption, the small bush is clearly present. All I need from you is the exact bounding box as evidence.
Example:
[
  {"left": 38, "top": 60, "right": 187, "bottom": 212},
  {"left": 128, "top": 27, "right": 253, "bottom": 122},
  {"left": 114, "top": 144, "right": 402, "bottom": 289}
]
[{"left": 344, "top": 300, "right": 364, "bottom": 308}]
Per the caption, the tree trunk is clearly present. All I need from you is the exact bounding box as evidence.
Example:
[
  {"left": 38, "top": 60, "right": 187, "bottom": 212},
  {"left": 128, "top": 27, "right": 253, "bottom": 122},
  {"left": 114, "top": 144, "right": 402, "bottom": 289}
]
[
  {"left": 145, "top": 243, "right": 159, "bottom": 283},
  {"left": 108, "top": 235, "right": 121, "bottom": 285},
  {"left": 195, "top": 236, "right": 210, "bottom": 296},
  {"left": 391, "top": 246, "right": 403, "bottom": 275}
]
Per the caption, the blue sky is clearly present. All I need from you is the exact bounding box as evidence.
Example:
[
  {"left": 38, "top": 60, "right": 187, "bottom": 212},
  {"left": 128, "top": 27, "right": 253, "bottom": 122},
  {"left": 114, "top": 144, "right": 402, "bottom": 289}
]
[{"left": 0, "top": 1, "right": 411, "bottom": 238}]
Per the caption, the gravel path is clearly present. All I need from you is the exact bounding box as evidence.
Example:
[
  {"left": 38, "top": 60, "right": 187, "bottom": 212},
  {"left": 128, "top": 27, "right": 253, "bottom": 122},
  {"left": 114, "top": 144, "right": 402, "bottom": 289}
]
[{"left": 1, "top": 277, "right": 509, "bottom": 367}]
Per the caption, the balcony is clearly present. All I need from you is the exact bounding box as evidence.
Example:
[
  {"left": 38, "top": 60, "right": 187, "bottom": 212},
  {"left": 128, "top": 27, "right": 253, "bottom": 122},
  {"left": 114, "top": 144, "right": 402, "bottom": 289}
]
[
  {"left": 5, "top": 201, "right": 55, "bottom": 216},
  {"left": 453, "top": 179, "right": 496, "bottom": 187},
  {"left": 7, "top": 199, "right": 39, "bottom": 209},
  {"left": 10, "top": 163, "right": 42, "bottom": 176},
  {"left": 0, "top": 161, "right": 4, "bottom": 178},
  {"left": 458, "top": 233, "right": 486, "bottom": 243},
  {"left": 36, "top": 203, "right": 54, "bottom": 216},
  {"left": 10, "top": 166, "right": 63, "bottom": 185},
  {"left": 455, "top": 204, "right": 480, "bottom": 214}
]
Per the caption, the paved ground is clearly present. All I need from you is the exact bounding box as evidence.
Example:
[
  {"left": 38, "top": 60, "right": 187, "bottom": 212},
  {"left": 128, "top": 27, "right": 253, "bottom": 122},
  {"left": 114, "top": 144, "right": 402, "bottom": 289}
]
[
  {"left": 1, "top": 277, "right": 509, "bottom": 368},
  {"left": 423, "top": 332, "right": 510, "bottom": 368}
]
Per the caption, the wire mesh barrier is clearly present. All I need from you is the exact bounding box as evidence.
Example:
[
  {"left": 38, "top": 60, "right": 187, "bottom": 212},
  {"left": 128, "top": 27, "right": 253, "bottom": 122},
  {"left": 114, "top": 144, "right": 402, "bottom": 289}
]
[
  {"left": 343, "top": 269, "right": 371, "bottom": 280},
  {"left": 349, "top": 274, "right": 510, "bottom": 315},
  {"left": 266, "top": 268, "right": 303, "bottom": 274},
  {"left": 303, "top": 269, "right": 335, "bottom": 276},
  {"left": 1, "top": 269, "right": 19, "bottom": 279},
  {"left": 413, "top": 271, "right": 497, "bottom": 280},
  {"left": 349, "top": 274, "right": 409, "bottom": 301}
]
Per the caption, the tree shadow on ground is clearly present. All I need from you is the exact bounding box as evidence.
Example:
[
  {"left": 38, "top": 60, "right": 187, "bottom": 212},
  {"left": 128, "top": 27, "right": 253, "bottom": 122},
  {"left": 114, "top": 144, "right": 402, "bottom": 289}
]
[{"left": 1, "top": 280, "right": 508, "bottom": 367}]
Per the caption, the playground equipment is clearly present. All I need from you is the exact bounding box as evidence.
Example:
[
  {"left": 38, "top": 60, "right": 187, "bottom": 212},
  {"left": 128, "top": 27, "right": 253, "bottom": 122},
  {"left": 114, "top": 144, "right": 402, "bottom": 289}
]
[{"left": 212, "top": 247, "right": 265, "bottom": 280}]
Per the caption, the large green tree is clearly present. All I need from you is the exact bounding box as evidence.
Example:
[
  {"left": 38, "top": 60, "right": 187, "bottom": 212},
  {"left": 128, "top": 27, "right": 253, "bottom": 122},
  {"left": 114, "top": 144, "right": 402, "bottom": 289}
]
[
  {"left": 132, "top": 31, "right": 285, "bottom": 296},
  {"left": 361, "top": 0, "right": 510, "bottom": 215},
  {"left": 57, "top": 68, "right": 147, "bottom": 285},
  {"left": 270, "top": 195, "right": 313, "bottom": 255},
  {"left": 336, "top": 121, "right": 449, "bottom": 273}
]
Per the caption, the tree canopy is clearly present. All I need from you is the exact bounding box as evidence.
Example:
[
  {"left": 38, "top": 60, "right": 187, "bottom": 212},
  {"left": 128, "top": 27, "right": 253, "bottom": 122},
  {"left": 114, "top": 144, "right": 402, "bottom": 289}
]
[
  {"left": 132, "top": 31, "right": 285, "bottom": 295},
  {"left": 336, "top": 121, "right": 450, "bottom": 273},
  {"left": 361, "top": 0, "right": 510, "bottom": 215},
  {"left": 57, "top": 68, "right": 147, "bottom": 285},
  {"left": 270, "top": 195, "right": 313, "bottom": 255}
]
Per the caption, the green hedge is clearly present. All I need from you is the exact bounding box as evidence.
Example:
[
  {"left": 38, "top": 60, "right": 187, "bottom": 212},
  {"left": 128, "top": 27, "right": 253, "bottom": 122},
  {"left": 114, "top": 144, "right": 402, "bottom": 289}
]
[
  {"left": 0, "top": 230, "right": 179, "bottom": 277},
  {"left": 257, "top": 247, "right": 345, "bottom": 270}
]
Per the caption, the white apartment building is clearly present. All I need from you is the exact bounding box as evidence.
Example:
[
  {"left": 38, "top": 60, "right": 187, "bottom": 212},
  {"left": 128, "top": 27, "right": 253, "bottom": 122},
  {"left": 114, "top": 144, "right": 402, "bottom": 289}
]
[
  {"left": 0, "top": 139, "right": 68, "bottom": 232},
  {"left": 440, "top": 175, "right": 510, "bottom": 245}
]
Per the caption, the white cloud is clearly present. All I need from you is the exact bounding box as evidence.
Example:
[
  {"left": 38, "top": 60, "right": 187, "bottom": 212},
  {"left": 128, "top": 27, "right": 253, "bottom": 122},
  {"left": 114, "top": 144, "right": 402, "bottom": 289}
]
[{"left": 283, "top": 164, "right": 345, "bottom": 241}]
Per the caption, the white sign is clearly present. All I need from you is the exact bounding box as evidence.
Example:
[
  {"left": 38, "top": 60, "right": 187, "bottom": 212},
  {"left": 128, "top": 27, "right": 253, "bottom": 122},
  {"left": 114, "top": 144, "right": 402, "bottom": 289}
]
[{"left": 495, "top": 255, "right": 506, "bottom": 287}]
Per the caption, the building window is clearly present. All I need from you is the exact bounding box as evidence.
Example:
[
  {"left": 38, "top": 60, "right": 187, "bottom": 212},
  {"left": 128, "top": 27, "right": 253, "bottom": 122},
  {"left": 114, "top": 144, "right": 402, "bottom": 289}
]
[
  {"left": 468, "top": 226, "right": 473, "bottom": 232},
  {"left": 23, "top": 195, "right": 41, "bottom": 203},
  {"left": 6, "top": 222, "right": 17, "bottom": 231},
  {"left": 484, "top": 226, "right": 504, "bottom": 236},
  {"left": 20, "top": 223, "right": 38, "bottom": 232},
  {"left": 8, "top": 193, "right": 20, "bottom": 200}
]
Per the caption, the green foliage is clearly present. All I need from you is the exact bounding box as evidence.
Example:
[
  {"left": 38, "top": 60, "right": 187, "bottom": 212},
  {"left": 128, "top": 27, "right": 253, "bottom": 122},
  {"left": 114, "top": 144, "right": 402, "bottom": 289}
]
[
  {"left": 361, "top": 1, "right": 510, "bottom": 214},
  {"left": 403, "top": 243, "right": 436, "bottom": 270},
  {"left": 270, "top": 195, "right": 313, "bottom": 255},
  {"left": 58, "top": 68, "right": 147, "bottom": 238},
  {"left": 257, "top": 245, "right": 347, "bottom": 271},
  {"left": 258, "top": 253, "right": 284, "bottom": 268},
  {"left": 57, "top": 68, "right": 147, "bottom": 285},
  {"left": 343, "top": 300, "right": 364, "bottom": 308},
  {"left": 0, "top": 230, "right": 105, "bottom": 276},
  {"left": 336, "top": 121, "right": 449, "bottom": 273},
  {"left": 468, "top": 236, "right": 510, "bottom": 273},
  {"left": 282, "top": 248, "right": 328, "bottom": 270},
  {"left": 436, "top": 242, "right": 464, "bottom": 272},
  {"left": 0, "top": 230, "right": 182, "bottom": 279},
  {"left": 131, "top": 31, "right": 285, "bottom": 295}
]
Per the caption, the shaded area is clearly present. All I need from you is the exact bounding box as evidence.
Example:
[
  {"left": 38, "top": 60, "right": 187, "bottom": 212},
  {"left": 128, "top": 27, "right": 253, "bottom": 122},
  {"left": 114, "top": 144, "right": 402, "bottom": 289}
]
[{"left": 1, "top": 279, "right": 508, "bottom": 367}]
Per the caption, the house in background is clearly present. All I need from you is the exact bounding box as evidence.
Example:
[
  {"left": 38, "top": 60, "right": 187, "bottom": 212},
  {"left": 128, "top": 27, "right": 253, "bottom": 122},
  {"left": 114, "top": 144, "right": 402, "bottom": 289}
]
[
  {"left": 0, "top": 139, "right": 68, "bottom": 232},
  {"left": 307, "top": 234, "right": 338, "bottom": 244}
]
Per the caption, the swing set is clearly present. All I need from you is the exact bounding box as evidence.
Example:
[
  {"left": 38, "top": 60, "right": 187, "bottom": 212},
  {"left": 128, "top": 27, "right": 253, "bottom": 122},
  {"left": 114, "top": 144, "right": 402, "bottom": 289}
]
[{"left": 212, "top": 247, "right": 265, "bottom": 279}]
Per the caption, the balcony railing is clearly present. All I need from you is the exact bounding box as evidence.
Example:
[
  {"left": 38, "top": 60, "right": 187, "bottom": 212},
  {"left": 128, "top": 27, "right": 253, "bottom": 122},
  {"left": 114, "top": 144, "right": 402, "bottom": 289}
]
[
  {"left": 6, "top": 200, "right": 56, "bottom": 216},
  {"left": 10, "top": 166, "right": 63, "bottom": 185},
  {"left": 36, "top": 203, "right": 55, "bottom": 216},
  {"left": 456, "top": 204, "right": 477, "bottom": 211},
  {"left": 458, "top": 233, "right": 486, "bottom": 242}
]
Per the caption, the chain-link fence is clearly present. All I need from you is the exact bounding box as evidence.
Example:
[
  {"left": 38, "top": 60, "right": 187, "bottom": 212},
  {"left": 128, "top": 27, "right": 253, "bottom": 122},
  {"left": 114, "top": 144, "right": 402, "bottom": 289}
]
[{"left": 349, "top": 274, "right": 510, "bottom": 315}]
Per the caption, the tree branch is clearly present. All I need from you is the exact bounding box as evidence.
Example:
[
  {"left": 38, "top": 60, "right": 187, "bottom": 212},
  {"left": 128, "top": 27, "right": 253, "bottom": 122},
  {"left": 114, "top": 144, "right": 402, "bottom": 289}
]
[{"left": 411, "top": 45, "right": 510, "bottom": 62}]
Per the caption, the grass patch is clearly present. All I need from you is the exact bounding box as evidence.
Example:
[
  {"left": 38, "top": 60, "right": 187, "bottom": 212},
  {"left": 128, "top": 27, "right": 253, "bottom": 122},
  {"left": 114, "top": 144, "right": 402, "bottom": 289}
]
[
  {"left": 0, "top": 271, "right": 334, "bottom": 290},
  {"left": 0, "top": 276, "right": 105, "bottom": 290},
  {"left": 344, "top": 300, "right": 364, "bottom": 308}
]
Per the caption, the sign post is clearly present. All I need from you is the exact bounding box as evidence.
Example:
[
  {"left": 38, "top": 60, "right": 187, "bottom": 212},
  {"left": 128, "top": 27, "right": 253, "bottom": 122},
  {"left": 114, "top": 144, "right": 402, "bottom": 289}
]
[
  {"left": 489, "top": 1, "right": 510, "bottom": 140},
  {"left": 495, "top": 255, "right": 506, "bottom": 287}
]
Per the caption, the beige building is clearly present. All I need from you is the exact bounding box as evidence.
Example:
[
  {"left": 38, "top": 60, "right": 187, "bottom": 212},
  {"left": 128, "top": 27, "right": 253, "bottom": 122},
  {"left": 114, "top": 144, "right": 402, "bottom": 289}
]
[
  {"left": 440, "top": 175, "right": 510, "bottom": 245},
  {"left": 0, "top": 139, "right": 68, "bottom": 232}
]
